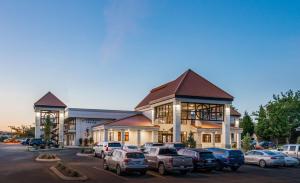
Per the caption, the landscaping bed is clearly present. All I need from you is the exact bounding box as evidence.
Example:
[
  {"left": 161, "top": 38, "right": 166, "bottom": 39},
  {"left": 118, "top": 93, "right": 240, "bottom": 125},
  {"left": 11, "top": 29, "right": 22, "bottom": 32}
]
[
  {"left": 50, "top": 162, "right": 88, "bottom": 181},
  {"left": 76, "top": 148, "right": 94, "bottom": 157},
  {"left": 35, "top": 153, "right": 61, "bottom": 162}
]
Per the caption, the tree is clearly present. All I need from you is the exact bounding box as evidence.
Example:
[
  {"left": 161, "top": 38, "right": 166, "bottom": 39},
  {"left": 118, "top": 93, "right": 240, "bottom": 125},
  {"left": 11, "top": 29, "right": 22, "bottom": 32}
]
[
  {"left": 240, "top": 112, "right": 254, "bottom": 138},
  {"left": 242, "top": 133, "right": 251, "bottom": 152},
  {"left": 186, "top": 131, "right": 196, "bottom": 148},
  {"left": 254, "top": 105, "right": 272, "bottom": 141},
  {"left": 44, "top": 115, "right": 52, "bottom": 143}
]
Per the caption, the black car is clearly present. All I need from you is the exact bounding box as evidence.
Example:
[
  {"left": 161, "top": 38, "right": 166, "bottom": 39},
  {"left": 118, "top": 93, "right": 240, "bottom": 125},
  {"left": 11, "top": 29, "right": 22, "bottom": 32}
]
[
  {"left": 29, "top": 138, "right": 46, "bottom": 148},
  {"left": 178, "top": 148, "right": 217, "bottom": 171},
  {"left": 206, "top": 148, "right": 244, "bottom": 171}
]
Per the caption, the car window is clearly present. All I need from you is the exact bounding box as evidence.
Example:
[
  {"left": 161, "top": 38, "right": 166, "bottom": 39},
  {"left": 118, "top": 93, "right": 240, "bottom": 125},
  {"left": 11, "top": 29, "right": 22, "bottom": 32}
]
[
  {"left": 246, "top": 151, "right": 255, "bottom": 155},
  {"left": 126, "top": 153, "right": 145, "bottom": 159},
  {"left": 177, "top": 149, "right": 185, "bottom": 155},
  {"left": 108, "top": 143, "right": 121, "bottom": 147},
  {"left": 290, "top": 146, "right": 296, "bottom": 151},
  {"left": 127, "top": 146, "right": 137, "bottom": 149},
  {"left": 263, "top": 151, "right": 276, "bottom": 155},
  {"left": 255, "top": 151, "right": 264, "bottom": 156},
  {"left": 298, "top": 146, "right": 300, "bottom": 151},
  {"left": 283, "top": 146, "right": 288, "bottom": 151},
  {"left": 174, "top": 143, "right": 185, "bottom": 148},
  {"left": 149, "top": 148, "right": 157, "bottom": 155},
  {"left": 200, "top": 152, "right": 214, "bottom": 159},
  {"left": 159, "top": 148, "right": 178, "bottom": 155},
  {"left": 153, "top": 143, "right": 163, "bottom": 146}
]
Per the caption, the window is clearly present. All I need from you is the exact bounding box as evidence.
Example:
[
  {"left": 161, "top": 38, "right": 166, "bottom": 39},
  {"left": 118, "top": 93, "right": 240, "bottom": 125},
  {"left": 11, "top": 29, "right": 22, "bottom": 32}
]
[
  {"left": 290, "top": 146, "right": 296, "bottom": 151},
  {"left": 150, "top": 148, "right": 157, "bottom": 155},
  {"left": 202, "top": 134, "right": 211, "bottom": 143},
  {"left": 118, "top": 132, "right": 121, "bottom": 141},
  {"left": 215, "top": 134, "right": 221, "bottom": 143},
  {"left": 154, "top": 103, "right": 173, "bottom": 124},
  {"left": 283, "top": 145, "right": 288, "bottom": 151},
  {"left": 125, "top": 132, "right": 129, "bottom": 141},
  {"left": 181, "top": 103, "right": 224, "bottom": 122}
]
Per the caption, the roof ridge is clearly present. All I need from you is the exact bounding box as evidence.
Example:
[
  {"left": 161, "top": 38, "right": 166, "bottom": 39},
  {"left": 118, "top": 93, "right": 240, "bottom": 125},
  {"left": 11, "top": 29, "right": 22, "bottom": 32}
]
[
  {"left": 103, "top": 113, "right": 142, "bottom": 125},
  {"left": 174, "top": 69, "right": 190, "bottom": 94}
]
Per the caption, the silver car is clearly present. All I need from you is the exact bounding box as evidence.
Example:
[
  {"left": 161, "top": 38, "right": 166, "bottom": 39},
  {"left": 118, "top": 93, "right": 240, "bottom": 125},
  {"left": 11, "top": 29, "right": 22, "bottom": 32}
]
[
  {"left": 245, "top": 150, "right": 285, "bottom": 168},
  {"left": 103, "top": 149, "right": 148, "bottom": 176},
  {"left": 275, "top": 152, "right": 299, "bottom": 167}
]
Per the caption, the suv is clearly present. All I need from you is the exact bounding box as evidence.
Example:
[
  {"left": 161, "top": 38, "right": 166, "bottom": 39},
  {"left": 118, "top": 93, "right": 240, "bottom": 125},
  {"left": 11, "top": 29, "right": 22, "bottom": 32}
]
[
  {"left": 140, "top": 142, "right": 164, "bottom": 153},
  {"left": 282, "top": 144, "right": 300, "bottom": 159},
  {"left": 103, "top": 149, "right": 148, "bottom": 176},
  {"left": 145, "top": 147, "right": 193, "bottom": 175},
  {"left": 29, "top": 138, "right": 46, "bottom": 148},
  {"left": 164, "top": 143, "right": 186, "bottom": 151},
  {"left": 206, "top": 148, "right": 244, "bottom": 171},
  {"left": 93, "top": 142, "right": 122, "bottom": 159},
  {"left": 178, "top": 148, "right": 216, "bottom": 171}
]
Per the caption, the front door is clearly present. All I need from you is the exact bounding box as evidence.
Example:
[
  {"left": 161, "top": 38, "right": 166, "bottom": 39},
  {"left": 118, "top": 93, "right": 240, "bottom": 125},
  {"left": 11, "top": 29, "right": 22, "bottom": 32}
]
[{"left": 158, "top": 132, "right": 173, "bottom": 143}]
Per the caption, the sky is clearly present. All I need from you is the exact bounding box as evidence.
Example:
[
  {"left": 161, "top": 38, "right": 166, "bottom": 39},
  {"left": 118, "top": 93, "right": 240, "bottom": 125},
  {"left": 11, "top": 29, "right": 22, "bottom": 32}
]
[{"left": 0, "top": 0, "right": 299, "bottom": 131}]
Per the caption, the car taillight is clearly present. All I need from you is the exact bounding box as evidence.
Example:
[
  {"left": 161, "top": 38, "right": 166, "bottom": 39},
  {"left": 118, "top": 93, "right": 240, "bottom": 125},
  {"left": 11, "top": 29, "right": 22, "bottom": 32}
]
[
  {"left": 124, "top": 158, "right": 131, "bottom": 164},
  {"left": 169, "top": 158, "right": 173, "bottom": 165}
]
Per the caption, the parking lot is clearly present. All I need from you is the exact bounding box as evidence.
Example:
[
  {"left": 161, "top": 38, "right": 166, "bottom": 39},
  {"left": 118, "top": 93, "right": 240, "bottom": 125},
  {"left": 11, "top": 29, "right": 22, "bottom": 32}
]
[{"left": 0, "top": 143, "right": 300, "bottom": 183}]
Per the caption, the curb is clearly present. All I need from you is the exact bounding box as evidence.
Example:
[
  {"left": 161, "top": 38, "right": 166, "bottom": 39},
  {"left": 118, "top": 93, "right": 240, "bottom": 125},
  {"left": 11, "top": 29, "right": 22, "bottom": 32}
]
[
  {"left": 76, "top": 153, "right": 94, "bottom": 157},
  {"left": 50, "top": 166, "right": 88, "bottom": 181},
  {"left": 35, "top": 157, "right": 61, "bottom": 162}
]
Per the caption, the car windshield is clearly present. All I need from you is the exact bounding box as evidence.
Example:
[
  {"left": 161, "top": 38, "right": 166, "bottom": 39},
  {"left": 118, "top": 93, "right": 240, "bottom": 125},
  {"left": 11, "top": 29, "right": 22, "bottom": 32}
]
[
  {"left": 153, "top": 143, "right": 163, "bottom": 146},
  {"left": 174, "top": 144, "right": 185, "bottom": 148},
  {"left": 263, "top": 151, "right": 277, "bottom": 155},
  {"left": 127, "top": 146, "right": 137, "bottom": 149},
  {"left": 108, "top": 143, "right": 121, "bottom": 147},
  {"left": 159, "top": 148, "right": 178, "bottom": 155},
  {"left": 126, "top": 153, "right": 145, "bottom": 159},
  {"left": 200, "top": 152, "right": 214, "bottom": 159}
]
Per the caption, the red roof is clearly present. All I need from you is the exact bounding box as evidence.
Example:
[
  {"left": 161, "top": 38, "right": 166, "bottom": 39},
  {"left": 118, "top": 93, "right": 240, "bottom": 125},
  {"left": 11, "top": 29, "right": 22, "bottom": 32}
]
[
  {"left": 34, "top": 92, "right": 67, "bottom": 108},
  {"left": 104, "top": 114, "right": 158, "bottom": 127},
  {"left": 136, "top": 69, "right": 233, "bottom": 109},
  {"left": 230, "top": 108, "right": 241, "bottom": 117}
]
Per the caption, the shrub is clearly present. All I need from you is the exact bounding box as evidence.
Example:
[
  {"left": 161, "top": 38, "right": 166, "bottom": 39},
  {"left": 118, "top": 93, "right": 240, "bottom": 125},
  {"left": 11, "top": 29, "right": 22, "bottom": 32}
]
[
  {"left": 242, "top": 133, "right": 251, "bottom": 152},
  {"left": 83, "top": 138, "right": 88, "bottom": 146}
]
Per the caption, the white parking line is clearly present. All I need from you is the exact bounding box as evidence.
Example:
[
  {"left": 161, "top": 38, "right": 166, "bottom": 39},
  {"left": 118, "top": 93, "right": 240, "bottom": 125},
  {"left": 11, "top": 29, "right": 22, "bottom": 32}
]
[
  {"left": 93, "top": 166, "right": 129, "bottom": 181},
  {"left": 146, "top": 170, "right": 166, "bottom": 179}
]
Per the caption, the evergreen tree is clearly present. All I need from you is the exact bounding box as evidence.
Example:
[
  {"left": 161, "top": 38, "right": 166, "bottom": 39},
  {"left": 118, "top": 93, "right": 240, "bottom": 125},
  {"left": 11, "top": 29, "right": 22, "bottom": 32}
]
[
  {"left": 44, "top": 115, "right": 52, "bottom": 143},
  {"left": 186, "top": 131, "right": 196, "bottom": 148},
  {"left": 254, "top": 105, "right": 272, "bottom": 141},
  {"left": 240, "top": 111, "right": 255, "bottom": 138}
]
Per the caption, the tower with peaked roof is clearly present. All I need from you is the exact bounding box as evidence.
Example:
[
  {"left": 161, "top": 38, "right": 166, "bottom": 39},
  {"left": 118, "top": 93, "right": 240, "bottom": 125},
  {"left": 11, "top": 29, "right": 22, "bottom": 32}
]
[{"left": 34, "top": 92, "right": 67, "bottom": 146}]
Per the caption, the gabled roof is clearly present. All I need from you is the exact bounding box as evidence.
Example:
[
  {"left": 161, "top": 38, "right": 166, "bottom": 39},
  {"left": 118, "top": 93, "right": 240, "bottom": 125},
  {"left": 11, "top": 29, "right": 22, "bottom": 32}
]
[
  {"left": 103, "top": 114, "right": 158, "bottom": 127},
  {"left": 230, "top": 108, "right": 241, "bottom": 117},
  {"left": 135, "top": 69, "right": 234, "bottom": 109},
  {"left": 34, "top": 92, "right": 67, "bottom": 108}
]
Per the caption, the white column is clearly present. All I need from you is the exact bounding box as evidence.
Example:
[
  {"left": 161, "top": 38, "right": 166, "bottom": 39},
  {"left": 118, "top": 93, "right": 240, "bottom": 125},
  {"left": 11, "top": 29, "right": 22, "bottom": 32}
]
[
  {"left": 222, "top": 104, "right": 231, "bottom": 148},
  {"left": 173, "top": 100, "right": 181, "bottom": 142},
  {"left": 121, "top": 129, "right": 125, "bottom": 145},
  {"left": 212, "top": 131, "right": 216, "bottom": 147},
  {"left": 152, "top": 130, "right": 158, "bottom": 143},
  {"left": 196, "top": 131, "right": 202, "bottom": 148},
  {"left": 35, "top": 110, "right": 41, "bottom": 138},
  {"left": 58, "top": 110, "right": 65, "bottom": 147},
  {"left": 137, "top": 130, "right": 141, "bottom": 146},
  {"left": 236, "top": 131, "right": 241, "bottom": 149},
  {"left": 103, "top": 129, "right": 108, "bottom": 142},
  {"left": 151, "top": 107, "right": 155, "bottom": 125}
]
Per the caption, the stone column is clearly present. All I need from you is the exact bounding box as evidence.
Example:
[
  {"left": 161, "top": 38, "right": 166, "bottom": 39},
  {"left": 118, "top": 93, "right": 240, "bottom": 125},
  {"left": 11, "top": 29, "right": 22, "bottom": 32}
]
[
  {"left": 35, "top": 110, "right": 41, "bottom": 138},
  {"left": 212, "top": 131, "right": 216, "bottom": 147},
  {"left": 121, "top": 130, "right": 125, "bottom": 145},
  {"left": 173, "top": 100, "right": 181, "bottom": 142},
  {"left": 236, "top": 131, "right": 241, "bottom": 149},
  {"left": 152, "top": 130, "right": 158, "bottom": 143},
  {"left": 222, "top": 104, "right": 231, "bottom": 148},
  {"left": 58, "top": 110, "right": 65, "bottom": 147},
  {"left": 103, "top": 129, "right": 108, "bottom": 142},
  {"left": 137, "top": 130, "right": 141, "bottom": 146}
]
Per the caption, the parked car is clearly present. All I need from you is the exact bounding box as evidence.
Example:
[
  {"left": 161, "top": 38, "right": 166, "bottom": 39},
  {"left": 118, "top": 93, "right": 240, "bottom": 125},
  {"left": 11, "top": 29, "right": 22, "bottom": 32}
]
[
  {"left": 93, "top": 142, "right": 122, "bottom": 159},
  {"left": 29, "top": 138, "right": 46, "bottom": 148},
  {"left": 282, "top": 144, "right": 300, "bottom": 159},
  {"left": 145, "top": 146, "right": 193, "bottom": 175},
  {"left": 206, "top": 148, "right": 244, "bottom": 171},
  {"left": 274, "top": 151, "right": 299, "bottom": 167},
  {"left": 21, "top": 138, "right": 31, "bottom": 145},
  {"left": 123, "top": 145, "right": 139, "bottom": 152},
  {"left": 140, "top": 142, "right": 164, "bottom": 153},
  {"left": 256, "top": 141, "right": 277, "bottom": 150},
  {"left": 103, "top": 149, "right": 148, "bottom": 176},
  {"left": 164, "top": 143, "right": 186, "bottom": 151},
  {"left": 244, "top": 150, "right": 285, "bottom": 168},
  {"left": 178, "top": 148, "right": 216, "bottom": 171}
]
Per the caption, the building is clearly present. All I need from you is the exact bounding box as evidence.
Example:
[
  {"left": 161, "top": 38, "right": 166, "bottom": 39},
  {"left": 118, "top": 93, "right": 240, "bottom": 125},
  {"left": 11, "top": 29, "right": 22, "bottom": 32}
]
[{"left": 34, "top": 69, "right": 242, "bottom": 148}]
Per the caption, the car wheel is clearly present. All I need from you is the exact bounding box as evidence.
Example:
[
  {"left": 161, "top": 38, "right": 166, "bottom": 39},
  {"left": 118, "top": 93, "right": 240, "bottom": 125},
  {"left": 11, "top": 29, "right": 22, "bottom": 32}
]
[
  {"left": 140, "top": 170, "right": 147, "bottom": 175},
  {"left": 180, "top": 170, "right": 187, "bottom": 175},
  {"left": 103, "top": 160, "right": 109, "bottom": 170},
  {"left": 215, "top": 161, "right": 224, "bottom": 171},
  {"left": 259, "top": 160, "right": 267, "bottom": 168},
  {"left": 116, "top": 165, "right": 122, "bottom": 176},
  {"left": 158, "top": 163, "right": 166, "bottom": 175},
  {"left": 230, "top": 166, "right": 239, "bottom": 171}
]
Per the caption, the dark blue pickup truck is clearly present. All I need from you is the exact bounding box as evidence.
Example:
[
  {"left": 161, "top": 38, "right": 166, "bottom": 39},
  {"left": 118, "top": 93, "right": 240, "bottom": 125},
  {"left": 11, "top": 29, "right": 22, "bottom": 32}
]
[{"left": 206, "top": 148, "right": 244, "bottom": 171}]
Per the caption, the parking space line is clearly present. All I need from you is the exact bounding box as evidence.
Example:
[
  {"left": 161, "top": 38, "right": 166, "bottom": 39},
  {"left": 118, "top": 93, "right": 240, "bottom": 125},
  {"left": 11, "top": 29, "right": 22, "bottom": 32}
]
[
  {"left": 93, "top": 166, "right": 129, "bottom": 181},
  {"left": 146, "top": 170, "right": 166, "bottom": 179}
]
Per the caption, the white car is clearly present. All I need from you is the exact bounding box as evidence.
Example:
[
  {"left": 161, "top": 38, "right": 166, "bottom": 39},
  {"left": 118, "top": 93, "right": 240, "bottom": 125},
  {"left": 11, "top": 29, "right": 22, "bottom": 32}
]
[
  {"left": 282, "top": 144, "right": 300, "bottom": 159},
  {"left": 93, "top": 141, "right": 122, "bottom": 159},
  {"left": 123, "top": 145, "right": 139, "bottom": 152},
  {"left": 275, "top": 151, "right": 299, "bottom": 167}
]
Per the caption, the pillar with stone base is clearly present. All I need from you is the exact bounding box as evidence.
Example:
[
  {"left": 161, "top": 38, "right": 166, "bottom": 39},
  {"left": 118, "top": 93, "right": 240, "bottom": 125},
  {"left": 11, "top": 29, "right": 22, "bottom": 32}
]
[
  {"left": 173, "top": 100, "right": 181, "bottom": 143},
  {"left": 222, "top": 104, "right": 231, "bottom": 149}
]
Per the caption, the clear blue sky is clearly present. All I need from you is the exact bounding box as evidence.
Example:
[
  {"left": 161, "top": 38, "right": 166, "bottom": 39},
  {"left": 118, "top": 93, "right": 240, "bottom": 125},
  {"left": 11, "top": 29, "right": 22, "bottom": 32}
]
[{"left": 0, "top": 0, "right": 299, "bottom": 130}]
